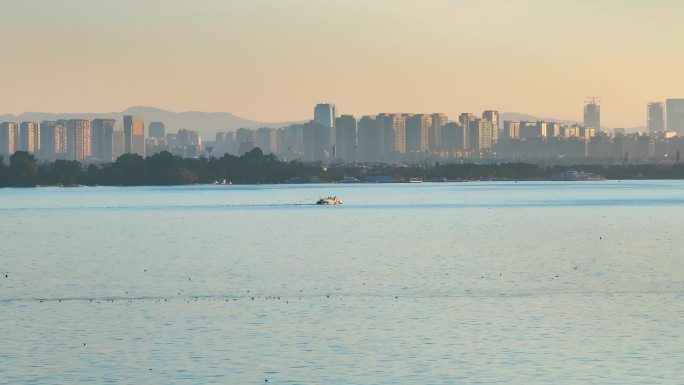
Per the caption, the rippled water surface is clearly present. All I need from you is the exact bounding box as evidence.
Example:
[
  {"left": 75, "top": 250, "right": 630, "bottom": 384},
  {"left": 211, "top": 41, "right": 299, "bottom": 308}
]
[{"left": 2, "top": 181, "right": 684, "bottom": 384}]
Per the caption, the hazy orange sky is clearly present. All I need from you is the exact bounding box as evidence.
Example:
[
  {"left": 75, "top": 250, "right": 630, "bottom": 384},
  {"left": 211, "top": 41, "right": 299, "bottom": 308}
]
[{"left": 2, "top": 0, "right": 683, "bottom": 127}]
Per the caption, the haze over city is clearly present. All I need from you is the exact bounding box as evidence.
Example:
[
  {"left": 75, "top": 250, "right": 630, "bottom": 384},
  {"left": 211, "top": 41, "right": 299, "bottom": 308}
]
[
  {"left": 3, "top": 0, "right": 684, "bottom": 128},
  {"left": 5, "top": 2, "right": 684, "bottom": 385}
]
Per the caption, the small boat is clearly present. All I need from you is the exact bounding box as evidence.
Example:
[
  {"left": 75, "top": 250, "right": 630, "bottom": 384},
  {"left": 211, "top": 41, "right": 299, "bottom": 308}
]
[
  {"left": 550, "top": 170, "right": 605, "bottom": 181},
  {"left": 316, "top": 196, "right": 342, "bottom": 205},
  {"left": 339, "top": 176, "right": 361, "bottom": 183}
]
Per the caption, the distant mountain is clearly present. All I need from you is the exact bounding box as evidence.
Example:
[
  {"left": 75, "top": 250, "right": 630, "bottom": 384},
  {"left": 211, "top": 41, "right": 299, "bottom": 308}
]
[
  {"left": 0, "top": 106, "right": 300, "bottom": 139},
  {"left": 0, "top": 108, "right": 638, "bottom": 139}
]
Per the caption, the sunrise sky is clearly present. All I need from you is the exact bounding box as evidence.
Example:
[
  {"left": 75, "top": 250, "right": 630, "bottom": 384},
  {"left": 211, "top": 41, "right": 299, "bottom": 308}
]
[{"left": 2, "top": 0, "right": 683, "bottom": 127}]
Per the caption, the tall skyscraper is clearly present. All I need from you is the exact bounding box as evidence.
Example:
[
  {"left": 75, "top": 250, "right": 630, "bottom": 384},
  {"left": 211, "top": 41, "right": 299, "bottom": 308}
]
[
  {"left": 482, "top": 110, "right": 499, "bottom": 143},
  {"left": 647, "top": 102, "right": 665, "bottom": 132},
  {"left": 0, "top": 122, "right": 19, "bottom": 159},
  {"left": 174, "top": 129, "right": 203, "bottom": 157},
  {"left": 405, "top": 114, "right": 431, "bottom": 153},
  {"left": 314, "top": 103, "right": 336, "bottom": 146},
  {"left": 519, "top": 121, "right": 540, "bottom": 139},
  {"left": 430, "top": 113, "right": 448, "bottom": 150},
  {"left": 112, "top": 123, "right": 125, "bottom": 160},
  {"left": 536, "top": 121, "right": 548, "bottom": 138},
  {"left": 91, "top": 119, "right": 116, "bottom": 162},
  {"left": 40, "top": 121, "right": 58, "bottom": 161},
  {"left": 123, "top": 115, "right": 145, "bottom": 156},
  {"left": 440, "top": 122, "right": 465, "bottom": 149},
  {"left": 547, "top": 122, "right": 562, "bottom": 137},
  {"left": 54, "top": 124, "right": 68, "bottom": 159},
  {"left": 666, "top": 99, "right": 684, "bottom": 134},
  {"left": 334, "top": 115, "right": 357, "bottom": 162},
  {"left": 148, "top": 121, "right": 166, "bottom": 139},
  {"left": 377, "top": 113, "right": 406, "bottom": 155},
  {"left": 313, "top": 103, "right": 336, "bottom": 128},
  {"left": 458, "top": 113, "right": 477, "bottom": 150},
  {"left": 256, "top": 127, "right": 278, "bottom": 155},
  {"left": 357, "top": 115, "right": 381, "bottom": 162},
  {"left": 66, "top": 119, "right": 92, "bottom": 161},
  {"left": 503, "top": 121, "right": 520, "bottom": 140},
  {"left": 468, "top": 118, "right": 493, "bottom": 154},
  {"left": 40, "top": 121, "right": 68, "bottom": 161},
  {"left": 302, "top": 120, "right": 329, "bottom": 161},
  {"left": 584, "top": 98, "right": 601, "bottom": 130},
  {"left": 19, "top": 122, "right": 40, "bottom": 153}
]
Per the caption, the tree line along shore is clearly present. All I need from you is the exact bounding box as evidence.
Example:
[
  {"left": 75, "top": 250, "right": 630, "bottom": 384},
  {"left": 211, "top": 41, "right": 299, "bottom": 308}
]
[{"left": 2, "top": 148, "right": 684, "bottom": 187}]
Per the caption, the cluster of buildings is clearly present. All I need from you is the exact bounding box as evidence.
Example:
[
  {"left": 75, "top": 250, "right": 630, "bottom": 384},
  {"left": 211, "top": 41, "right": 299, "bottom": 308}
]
[
  {"left": 0, "top": 117, "right": 203, "bottom": 163},
  {"left": 210, "top": 99, "right": 684, "bottom": 164},
  {"left": 4, "top": 99, "right": 684, "bottom": 165},
  {"left": 498, "top": 99, "right": 684, "bottom": 162},
  {"left": 210, "top": 105, "right": 500, "bottom": 163}
]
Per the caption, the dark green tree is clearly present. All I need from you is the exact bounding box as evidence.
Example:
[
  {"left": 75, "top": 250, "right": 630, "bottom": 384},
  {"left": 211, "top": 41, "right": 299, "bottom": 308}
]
[
  {"left": 0, "top": 156, "right": 8, "bottom": 187},
  {"left": 112, "top": 153, "right": 147, "bottom": 185},
  {"left": 147, "top": 151, "right": 197, "bottom": 185},
  {"left": 51, "top": 160, "right": 81, "bottom": 186},
  {"left": 8, "top": 151, "right": 38, "bottom": 186}
]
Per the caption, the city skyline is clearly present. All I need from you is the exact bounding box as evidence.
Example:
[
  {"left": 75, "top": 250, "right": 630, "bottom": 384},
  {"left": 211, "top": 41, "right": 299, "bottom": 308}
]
[
  {"left": 2, "top": 1, "right": 684, "bottom": 127},
  {"left": 5, "top": 98, "right": 684, "bottom": 165}
]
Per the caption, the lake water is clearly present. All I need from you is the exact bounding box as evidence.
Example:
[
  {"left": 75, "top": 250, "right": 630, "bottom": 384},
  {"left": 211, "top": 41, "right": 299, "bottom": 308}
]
[{"left": 1, "top": 181, "right": 684, "bottom": 384}]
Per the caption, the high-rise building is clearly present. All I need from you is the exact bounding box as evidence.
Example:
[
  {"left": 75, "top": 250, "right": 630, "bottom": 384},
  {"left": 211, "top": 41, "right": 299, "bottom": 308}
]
[
  {"left": 547, "top": 122, "right": 562, "bottom": 138},
  {"left": 173, "top": 129, "right": 203, "bottom": 157},
  {"left": 54, "top": 124, "right": 68, "bottom": 159},
  {"left": 519, "top": 121, "right": 540, "bottom": 139},
  {"left": 458, "top": 113, "right": 477, "bottom": 149},
  {"left": 536, "top": 121, "right": 548, "bottom": 138},
  {"left": 0, "top": 122, "right": 19, "bottom": 159},
  {"left": 40, "top": 121, "right": 57, "bottom": 161},
  {"left": 561, "top": 125, "right": 579, "bottom": 138},
  {"left": 377, "top": 113, "right": 406, "bottom": 155},
  {"left": 66, "top": 119, "right": 91, "bottom": 161},
  {"left": 235, "top": 128, "right": 255, "bottom": 144},
  {"left": 405, "top": 114, "right": 431, "bottom": 153},
  {"left": 482, "top": 110, "right": 499, "bottom": 143},
  {"left": 314, "top": 103, "right": 336, "bottom": 146},
  {"left": 148, "top": 122, "right": 166, "bottom": 139},
  {"left": 19, "top": 122, "right": 40, "bottom": 153},
  {"left": 91, "top": 119, "right": 116, "bottom": 162},
  {"left": 579, "top": 127, "right": 596, "bottom": 140},
  {"left": 123, "top": 115, "right": 145, "bottom": 156},
  {"left": 468, "top": 118, "right": 493, "bottom": 154},
  {"left": 441, "top": 122, "right": 465, "bottom": 149},
  {"left": 647, "top": 102, "right": 665, "bottom": 132},
  {"left": 314, "top": 103, "right": 336, "bottom": 128},
  {"left": 256, "top": 127, "right": 278, "bottom": 155},
  {"left": 357, "top": 115, "right": 381, "bottom": 162},
  {"left": 430, "top": 113, "right": 448, "bottom": 149},
  {"left": 276, "top": 124, "right": 303, "bottom": 160},
  {"left": 666, "top": 99, "right": 684, "bottom": 134},
  {"left": 334, "top": 115, "right": 357, "bottom": 162},
  {"left": 40, "top": 121, "right": 68, "bottom": 161},
  {"left": 584, "top": 98, "right": 601, "bottom": 131},
  {"left": 503, "top": 121, "right": 520, "bottom": 140},
  {"left": 303, "top": 120, "right": 329, "bottom": 161},
  {"left": 112, "top": 123, "right": 124, "bottom": 160}
]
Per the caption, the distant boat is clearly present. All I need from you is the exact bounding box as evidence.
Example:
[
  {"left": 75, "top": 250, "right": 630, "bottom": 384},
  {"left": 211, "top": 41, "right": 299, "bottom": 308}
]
[
  {"left": 550, "top": 170, "right": 605, "bottom": 181},
  {"left": 339, "top": 176, "right": 360, "bottom": 183},
  {"left": 316, "top": 196, "right": 342, "bottom": 205}
]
